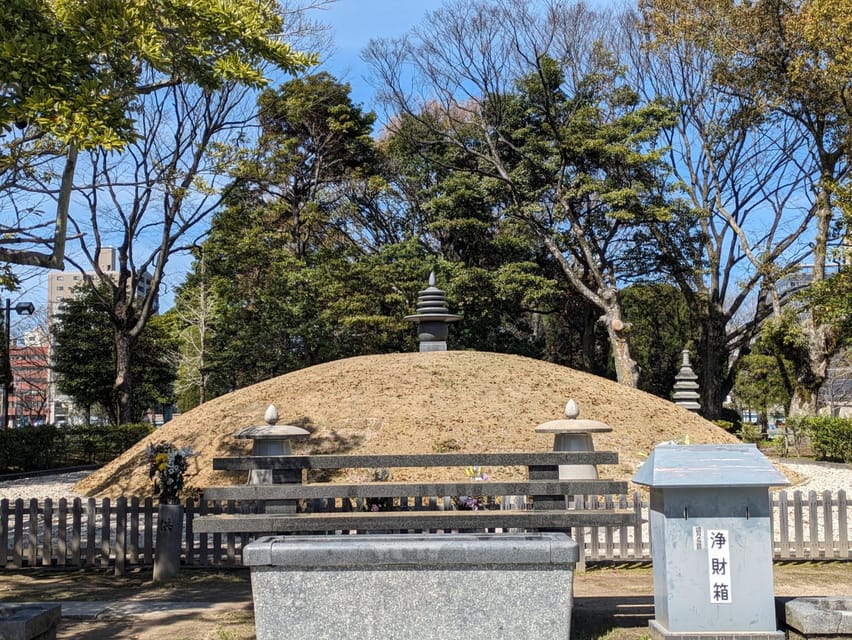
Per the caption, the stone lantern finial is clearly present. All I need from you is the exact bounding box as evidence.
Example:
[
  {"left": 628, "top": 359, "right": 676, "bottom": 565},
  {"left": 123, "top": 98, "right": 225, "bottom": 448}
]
[{"left": 264, "top": 404, "right": 278, "bottom": 425}]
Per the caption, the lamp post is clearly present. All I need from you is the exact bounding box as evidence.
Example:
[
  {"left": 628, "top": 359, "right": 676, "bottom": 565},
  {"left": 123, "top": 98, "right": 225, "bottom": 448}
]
[{"left": 2, "top": 299, "right": 35, "bottom": 429}]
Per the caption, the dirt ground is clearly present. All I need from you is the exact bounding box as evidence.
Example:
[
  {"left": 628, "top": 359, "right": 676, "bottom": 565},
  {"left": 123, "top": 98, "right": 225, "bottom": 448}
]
[{"left": 1, "top": 562, "right": 848, "bottom": 640}]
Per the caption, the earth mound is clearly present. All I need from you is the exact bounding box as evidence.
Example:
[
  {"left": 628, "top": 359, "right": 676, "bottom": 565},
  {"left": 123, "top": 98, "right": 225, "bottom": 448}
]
[{"left": 74, "top": 351, "right": 737, "bottom": 498}]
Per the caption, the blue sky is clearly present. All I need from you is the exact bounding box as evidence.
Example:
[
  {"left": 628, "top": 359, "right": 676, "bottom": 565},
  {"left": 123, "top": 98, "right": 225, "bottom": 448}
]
[{"left": 311, "top": 0, "right": 445, "bottom": 112}]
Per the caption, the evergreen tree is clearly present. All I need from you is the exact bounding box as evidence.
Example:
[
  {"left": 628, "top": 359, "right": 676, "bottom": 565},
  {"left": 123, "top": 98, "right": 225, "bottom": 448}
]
[{"left": 51, "top": 287, "right": 176, "bottom": 424}]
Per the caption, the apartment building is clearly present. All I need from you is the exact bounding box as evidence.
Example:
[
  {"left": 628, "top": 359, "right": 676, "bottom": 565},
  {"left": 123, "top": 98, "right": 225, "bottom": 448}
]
[
  {"left": 7, "top": 342, "right": 50, "bottom": 426},
  {"left": 47, "top": 248, "right": 155, "bottom": 320}
]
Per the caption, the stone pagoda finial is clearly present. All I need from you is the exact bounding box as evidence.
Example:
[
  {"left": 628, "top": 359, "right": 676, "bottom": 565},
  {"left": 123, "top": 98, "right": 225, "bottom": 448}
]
[
  {"left": 672, "top": 349, "right": 701, "bottom": 412},
  {"left": 403, "top": 271, "right": 460, "bottom": 352}
]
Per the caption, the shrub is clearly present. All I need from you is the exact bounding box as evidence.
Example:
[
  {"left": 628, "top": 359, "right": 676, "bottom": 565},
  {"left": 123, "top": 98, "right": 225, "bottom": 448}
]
[
  {"left": 0, "top": 422, "right": 155, "bottom": 473},
  {"left": 719, "top": 407, "right": 743, "bottom": 432},
  {"left": 713, "top": 420, "right": 734, "bottom": 432},
  {"left": 790, "top": 416, "right": 852, "bottom": 463},
  {"left": 738, "top": 423, "right": 764, "bottom": 443}
]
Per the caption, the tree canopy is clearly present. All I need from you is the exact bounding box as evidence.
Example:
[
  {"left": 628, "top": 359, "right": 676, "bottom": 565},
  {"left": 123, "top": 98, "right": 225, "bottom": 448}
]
[{"left": 0, "top": 0, "right": 317, "bottom": 270}]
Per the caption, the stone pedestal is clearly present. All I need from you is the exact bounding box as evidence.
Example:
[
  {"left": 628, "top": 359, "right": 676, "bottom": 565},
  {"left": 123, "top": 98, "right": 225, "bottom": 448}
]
[
  {"left": 779, "top": 597, "right": 852, "bottom": 640},
  {"left": 244, "top": 533, "right": 578, "bottom": 640},
  {"left": 153, "top": 502, "right": 183, "bottom": 583}
]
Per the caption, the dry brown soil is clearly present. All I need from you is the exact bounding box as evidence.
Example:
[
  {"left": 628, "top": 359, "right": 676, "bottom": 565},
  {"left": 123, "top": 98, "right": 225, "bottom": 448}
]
[
  {"left": 1, "top": 562, "right": 848, "bottom": 640},
  {"left": 75, "top": 351, "right": 739, "bottom": 498}
]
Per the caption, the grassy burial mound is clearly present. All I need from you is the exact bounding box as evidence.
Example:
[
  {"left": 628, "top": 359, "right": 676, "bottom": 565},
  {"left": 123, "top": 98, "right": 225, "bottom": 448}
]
[{"left": 74, "top": 351, "right": 737, "bottom": 498}]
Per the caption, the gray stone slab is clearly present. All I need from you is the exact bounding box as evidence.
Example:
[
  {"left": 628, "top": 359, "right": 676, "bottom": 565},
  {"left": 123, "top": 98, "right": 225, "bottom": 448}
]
[
  {"left": 243, "top": 532, "right": 579, "bottom": 567},
  {"left": 193, "top": 507, "right": 634, "bottom": 533},
  {"left": 783, "top": 598, "right": 852, "bottom": 637},
  {"left": 212, "top": 451, "right": 619, "bottom": 470},
  {"left": 58, "top": 601, "right": 237, "bottom": 620},
  {"left": 202, "top": 479, "right": 627, "bottom": 500},
  {"left": 245, "top": 532, "right": 577, "bottom": 640},
  {"left": 0, "top": 603, "right": 61, "bottom": 640}
]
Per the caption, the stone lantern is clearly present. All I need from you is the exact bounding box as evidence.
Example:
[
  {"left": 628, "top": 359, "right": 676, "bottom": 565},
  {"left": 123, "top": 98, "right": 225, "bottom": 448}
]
[
  {"left": 234, "top": 405, "right": 309, "bottom": 512},
  {"left": 535, "top": 399, "right": 613, "bottom": 480}
]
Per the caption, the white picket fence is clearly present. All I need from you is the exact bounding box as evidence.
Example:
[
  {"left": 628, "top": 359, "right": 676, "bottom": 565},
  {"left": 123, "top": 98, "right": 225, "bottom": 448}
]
[{"left": 1, "top": 490, "right": 848, "bottom": 572}]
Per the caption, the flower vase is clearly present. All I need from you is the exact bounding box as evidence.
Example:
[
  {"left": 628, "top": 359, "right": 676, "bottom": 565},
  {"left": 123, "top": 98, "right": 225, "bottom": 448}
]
[{"left": 153, "top": 501, "right": 183, "bottom": 583}]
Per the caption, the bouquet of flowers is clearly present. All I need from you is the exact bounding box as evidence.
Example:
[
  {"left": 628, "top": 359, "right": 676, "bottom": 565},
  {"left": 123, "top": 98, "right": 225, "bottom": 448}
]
[
  {"left": 454, "top": 465, "right": 490, "bottom": 510},
  {"left": 146, "top": 441, "right": 194, "bottom": 503}
]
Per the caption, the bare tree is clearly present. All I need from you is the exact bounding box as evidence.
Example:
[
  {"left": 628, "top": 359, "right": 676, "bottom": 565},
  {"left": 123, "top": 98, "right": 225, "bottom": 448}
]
[
  {"left": 172, "top": 248, "right": 216, "bottom": 408},
  {"left": 619, "top": 10, "right": 817, "bottom": 418},
  {"left": 365, "top": 0, "right": 674, "bottom": 386},
  {"left": 638, "top": 0, "right": 851, "bottom": 415},
  {"left": 62, "top": 82, "right": 259, "bottom": 422}
]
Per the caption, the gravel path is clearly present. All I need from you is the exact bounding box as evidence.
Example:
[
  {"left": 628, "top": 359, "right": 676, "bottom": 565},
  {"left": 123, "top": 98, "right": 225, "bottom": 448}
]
[
  {"left": 0, "top": 460, "right": 849, "bottom": 502},
  {"left": 774, "top": 459, "right": 852, "bottom": 494},
  {"left": 0, "top": 471, "right": 90, "bottom": 501}
]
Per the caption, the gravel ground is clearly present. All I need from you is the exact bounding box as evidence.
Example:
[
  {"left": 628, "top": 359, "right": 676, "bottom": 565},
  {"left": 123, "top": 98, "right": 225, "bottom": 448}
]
[
  {"left": 777, "top": 458, "right": 852, "bottom": 494},
  {"left": 0, "top": 460, "right": 849, "bottom": 502},
  {"left": 0, "top": 471, "right": 90, "bottom": 501}
]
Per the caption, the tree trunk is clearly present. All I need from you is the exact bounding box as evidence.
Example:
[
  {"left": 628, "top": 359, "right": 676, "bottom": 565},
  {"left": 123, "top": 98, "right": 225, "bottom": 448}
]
[
  {"left": 540, "top": 237, "right": 638, "bottom": 387},
  {"left": 788, "top": 312, "right": 831, "bottom": 416},
  {"left": 696, "top": 307, "right": 730, "bottom": 421},
  {"left": 602, "top": 306, "right": 639, "bottom": 388},
  {"left": 115, "top": 331, "right": 134, "bottom": 424},
  {"left": 788, "top": 187, "right": 835, "bottom": 416}
]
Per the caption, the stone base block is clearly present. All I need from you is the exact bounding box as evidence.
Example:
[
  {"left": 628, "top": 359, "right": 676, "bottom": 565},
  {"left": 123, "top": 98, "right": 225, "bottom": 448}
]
[
  {"left": 418, "top": 341, "right": 447, "bottom": 352},
  {"left": 648, "top": 620, "right": 786, "bottom": 640},
  {"left": 778, "top": 597, "right": 852, "bottom": 640},
  {"left": 243, "top": 533, "right": 578, "bottom": 640},
  {"left": 0, "top": 604, "right": 61, "bottom": 640}
]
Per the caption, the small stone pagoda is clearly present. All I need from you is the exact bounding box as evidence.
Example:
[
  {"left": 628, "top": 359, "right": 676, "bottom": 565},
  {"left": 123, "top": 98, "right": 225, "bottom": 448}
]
[
  {"left": 404, "top": 272, "right": 460, "bottom": 352},
  {"left": 672, "top": 349, "right": 701, "bottom": 412}
]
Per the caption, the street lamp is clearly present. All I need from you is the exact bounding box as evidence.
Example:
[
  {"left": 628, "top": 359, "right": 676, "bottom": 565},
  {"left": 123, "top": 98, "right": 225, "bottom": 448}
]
[{"left": 2, "top": 298, "right": 35, "bottom": 429}]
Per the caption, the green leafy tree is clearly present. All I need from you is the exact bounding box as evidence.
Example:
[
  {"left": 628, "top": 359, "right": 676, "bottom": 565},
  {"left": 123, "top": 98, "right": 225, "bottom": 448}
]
[
  {"left": 621, "top": 283, "right": 693, "bottom": 399},
  {"left": 51, "top": 287, "right": 177, "bottom": 424},
  {"left": 733, "top": 354, "right": 793, "bottom": 432},
  {"left": 176, "top": 73, "right": 429, "bottom": 396},
  {"left": 382, "top": 114, "right": 563, "bottom": 359},
  {"left": 245, "top": 72, "right": 379, "bottom": 259}
]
